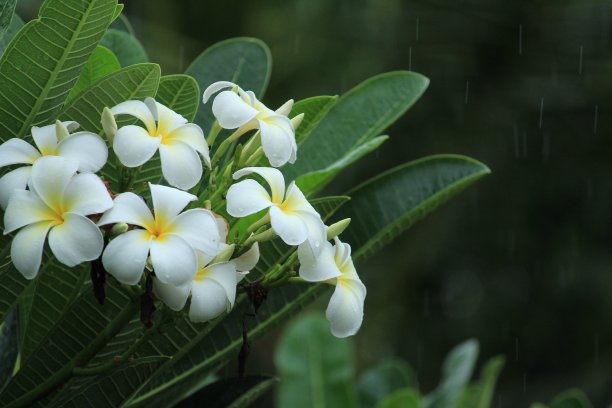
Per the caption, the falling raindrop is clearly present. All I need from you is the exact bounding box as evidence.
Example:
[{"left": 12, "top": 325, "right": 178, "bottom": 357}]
[
  {"left": 518, "top": 24, "right": 523, "bottom": 55},
  {"left": 464, "top": 80, "right": 470, "bottom": 105},
  {"left": 538, "top": 97, "right": 544, "bottom": 129},
  {"left": 408, "top": 47, "right": 412, "bottom": 71},
  {"left": 578, "top": 45, "right": 583, "bottom": 75}
]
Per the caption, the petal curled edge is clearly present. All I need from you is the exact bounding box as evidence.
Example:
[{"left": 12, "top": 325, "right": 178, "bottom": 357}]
[
  {"left": 150, "top": 234, "right": 197, "bottom": 286},
  {"left": 4, "top": 189, "right": 56, "bottom": 234},
  {"left": 57, "top": 132, "right": 108, "bottom": 173},
  {"left": 63, "top": 173, "right": 113, "bottom": 216},
  {"left": 31, "top": 124, "right": 58, "bottom": 155},
  {"left": 189, "top": 279, "right": 230, "bottom": 323},
  {"left": 170, "top": 209, "right": 220, "bottom": 257},
  {"left": 226, "top": 179, "right": 272, "bottom": 218},
  {"left": 0, "top": 166, "right": 32, "bottom": 210},
  {"left": 298, "top": 241, "right": 342, "bottom": 282},
  {"left": 0, "top": 139, "right": 40, "bottom": 167},
  {"left": 111, "top": 100, "right": 157, "bottom": 134},
  {"left": 233, "top": 167, "right": 286, "bottom": 204},
  {"left": 113, "top": 125, "right": 161, "bottom": 167},
  {"left": 269, "top": 205, "right": 308, "bottom": 246},
  {"left": 205, "top": 262, "right": 239, "bottom": 308},
  {"left": 212, "top": 90, "right": 258, "bottom": 129},
  {"left": 166, "top": 124, "right": 210, "bottom": 168},
  {"left": 232, "top": 242, "right": 260, "bottom": 272},
  {"left": 326, "top": 278, "right": 366, "bottom": 338},
  {"left": 102, "top": 229, "right": 151, "bottom": 285},
  {"left": 152, "top": 278, "right": 190, "bottom": 311},
  {"left": 11, "top": 221, "right": 54, "bottom": 279},
  {"left": 158, "top": 141, "right": 203, "bottom": 190},
  {"left": 259, "top": 115, "right": 294, "bottom": 168},
  {"left": 30, "top": 156, "right": 78, "bottom": 211},
  {"left": 149, "top": 183, "right": 196, "bottom": 220},
  {"left": 98, "top": 192, "right": 154, "bottom": 230},
  {"left": 48, "top": 213, "right": 104, "bottom": 267},
  {"left": 203, "top": 81, "right": 237, "bottom": 104},
  {"left": 154, "top": 100, "right": 188, "bottom": 135}
]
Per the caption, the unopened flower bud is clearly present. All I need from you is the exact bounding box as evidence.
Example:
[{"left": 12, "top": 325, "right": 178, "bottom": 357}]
[
  {"left": 276, "top": 99, "right": 294, "bottom": 116},
  {"left": 110, "top": 222, "right": 129, "bottom": 237},
  {"left": 212, "top": 244, "right": 235, "bottom": 264},
  {"left": 101, "top": 107, "right": 118, "bottom": 142},
  {"left": 326, "top": 218, "right": 351, "bottom": 240},
  {"left": 55, "top": 120, "right": 70, "bottom": 141},
  {"left": 291, "top": 113, "right": 304, "bottom": 130}
]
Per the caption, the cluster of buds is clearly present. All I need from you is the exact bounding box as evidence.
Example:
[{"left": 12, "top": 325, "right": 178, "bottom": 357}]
[{"left": 0, "top": 82, "right": 366, "bottom": 337}]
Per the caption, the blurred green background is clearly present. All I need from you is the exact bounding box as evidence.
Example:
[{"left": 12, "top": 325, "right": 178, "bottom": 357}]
[{"left": 20, "top": 0, "right": 612, "bottom": 405}]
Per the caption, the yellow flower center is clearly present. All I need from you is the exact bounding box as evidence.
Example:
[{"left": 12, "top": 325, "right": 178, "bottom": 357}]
[{"left": 194, "top": 267, "right": 209, "bottom": 282}]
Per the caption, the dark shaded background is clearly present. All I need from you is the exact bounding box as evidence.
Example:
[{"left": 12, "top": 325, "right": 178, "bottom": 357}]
[{"left": 20, "top": 0, "right": 612, "bottom": 405}]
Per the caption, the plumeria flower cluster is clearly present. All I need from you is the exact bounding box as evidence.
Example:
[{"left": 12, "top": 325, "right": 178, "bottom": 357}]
[{"left": 0, "top": 81, "right": 367, "bottom": 337}]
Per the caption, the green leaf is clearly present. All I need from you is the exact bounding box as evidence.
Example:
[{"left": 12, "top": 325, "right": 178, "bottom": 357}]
[
  {"left": 100, "top": 28, "right": 148, "bottom": 67},
  {"left": 423, "top": 339, "right": 479, "bottom": 408},
  {"left": 296, "top": 135, "right": 388, "bottom": 195},
  {"left": 0, "top": 285, "right": 137, "bottom": 407},
  {"left": 185, "top": 37, "right": 271, "bottom": 133},
  {"left": 550, "top": 390, "right": 594, "bottom": 408},
  {"left": 0, "top": 0, "right": 118, "bottom": 139},
  {"left": 458, "top": 356, "right": 505, "bottom": 408},
  {"left": 174, "top": 376, "right": 276, "bottom": 408},
  {"left": 283, "top": 71, "right": 429, "bottom": 183},
  {"left": 67, "top": 45, "right": 121, "bottom": 102},
  {"left": 0, "top": 14, "right": 22, "bottom": 56},
  {"left": 336, "top": 155, "right": 491, "bottom": 262},
  {"left": 275, "top": 313, "right": 359, "bottom": 408},
  {"left": 358, "top": 358, "right": 417, "bottom": 408},
  {"left": 290, "top": 95, "right": 337, "bottom": 144},
  {"left": 60, "top": 63, "right": 161, "bottom": 189},
  {"left": 0, "top": 0, "right": 16, "bottom": 39},
  {"left": 378, "top": 389, "right": 423, "bottom": 408},
  {"left": 112, "top": 3, "right": 123, "bottom": 21}
]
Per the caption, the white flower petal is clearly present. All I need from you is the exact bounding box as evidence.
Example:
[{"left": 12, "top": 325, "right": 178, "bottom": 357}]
[
  {"left": 0, "top": 138, "right": 40, "bottom": 167},
  {"left": 111, "top": 100, "right": 157, "bottom": 134},
  {"left": 259, "top": 115, "right": 294, "bottom": 167},
  {"left": 154, "top": 100, "right": 188, "bottom": 134},
  {"left": 48, "top": 213, "right": 104, "bottom": 267},
  {"left": 166, "top": 124, "right": 210, "bottom": 167},
  {"left": 205, "top": 262, "right": 239, "bottom": 308},
  {"left": 283, "top": 181, "right": 317, "bottom": 214},
  {"left": 97, "top": 192, "right": 154, "bottom": 230},
  {"left": 158, "top": 141, "right": 203, "bottom": 190},
  {"left": 333, "top": 237, "right": 353, "bottom": 272},
  {"left": 212, "top": 90, "right": 258, "bottom": 129},
  {"left": 298, "top": 210, "right": 327, "bottom": 257},
  {"left": 30, "top": 156, "right": 78, "bottom": 211},
  {"left": 31, "top": 123, "right": 58, "bottom": 155},
  {"left": 10, "top": 221, "right": 54, "bottom": 279},
  {"left": 203, "top": 81, "right": 238, "bottom": 104},
  {"left": 231, "top": 242, "right": 260, "bottom": 272},
  {"left": 4, "top": 189, "right": 56, "bottom": 234},
  {"left": 113, "top": 125, "right": 161, "bottom": 167},
  {"left": 233, "top": 167, "right": 286, "bottom": 204},
  {"left": 63, "top": 173, "right": 113, "bottom": 216},
  {"left": 269, "top": 205, "right": 308, "bottom": 246},
  {"left": 152, "top": 278, "right": 190, "bottom": 311},
  {"left": 197, "top": 251, "right": 216, "bottom": 270},
  {"left": 214, "top": 214, "right": 229, "bottom": 243},
  {"left": 150, "top": 183, "right": 196, "bottom": 220},
  {"left": 150, "top": 234, "right": 197, "bottom": 286},
  {"left": 170, "top": 209, "right": 220, "bottom": 257},
  {"left": 298, "top": 241, "right": 341, "bottom": 282},
  {"left": 326, "top": 278, "right": 366, "bottom": 338},
  {"left": 0, "top": 166, "right": 31, "bottom": 210},
  {"left": 226, "top": 179, "right": 272, "bottom": 218},
  {"left": 102, "top": 229, "right": 152, "bottom": 285},
  {"left": 275, "top": 99, "right": 294, "bottom": 116},
  {"left": 189, "top": 279, "right": 230, "bottom": 322},
  {"left": 57, "top": 132, "right": 108, "bottom": 172}
]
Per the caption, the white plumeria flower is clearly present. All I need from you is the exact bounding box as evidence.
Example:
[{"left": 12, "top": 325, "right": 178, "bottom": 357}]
[
  {"left": 298, "top": 237, "right": 366, "bottom": 338},
  {"left": 203, "top": 81, "right": 297, "bottom": 167},
  {"left": 109, "top": 98, "right": 210, "bottom": 190},
  {"left": 153, "top": 244, "right": 259, "bottom": 323},
  {"left": 0, "top": 121, "right": 108, "bottom": 209},
  {"left": 226, "top": 167, "right": 325, "bottom": 255},
  {"left": 3, "top": 156, "right": 113, "bottom": 279},
  {"left": 98, "top": 183, "right": 220, "bottom": 286}
]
